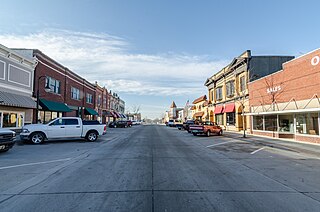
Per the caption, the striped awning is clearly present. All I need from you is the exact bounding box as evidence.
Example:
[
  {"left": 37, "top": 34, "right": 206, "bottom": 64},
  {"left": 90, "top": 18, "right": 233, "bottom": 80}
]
[{"left": 0, "top": 91, "right": 36, "bottom": 108}]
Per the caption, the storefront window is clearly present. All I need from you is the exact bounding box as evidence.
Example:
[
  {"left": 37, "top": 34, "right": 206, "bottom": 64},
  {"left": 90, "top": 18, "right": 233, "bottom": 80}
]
[
  {"left": 278, "top": 115, "right": 294, "bottom": 133},
  {"left": 215, "top": 114, "right": 224, "bottom": 125},
  {"left": 226, "top": 113, "right": 235, "bottom": 125},
  {"left": 3, "top": 113, "right": 17, "bottom": 128},
  {"left": 264, "top": 115, "right": 277, "bottom": 131},
  {"left": 39, "top": 111, "right": 62, "bottom": 123},
  {"left": 296, "top": 113, "right": 319, "bottom": 135},
  {"left": 17, "top": 114, "right": 24, "bottom": 128},
  {"left": 253, "top": 116, "right": 263, "bottom": 130}
]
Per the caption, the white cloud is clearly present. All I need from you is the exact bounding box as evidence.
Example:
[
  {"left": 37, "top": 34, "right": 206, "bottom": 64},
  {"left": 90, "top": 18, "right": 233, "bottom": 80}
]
[{"left": 0, "top": 29, "right": 227, "bottom": 96}]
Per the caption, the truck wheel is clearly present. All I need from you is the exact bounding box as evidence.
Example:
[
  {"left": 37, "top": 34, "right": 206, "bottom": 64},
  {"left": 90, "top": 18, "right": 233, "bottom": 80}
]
[
  {"left": 206, "top": 131, "right": 211, "bottom": 137},
  {"left": 0, "top": 148, "right": 9, "bottom": 153},
  {"left": 30, "top": 132, "right": 45, "bottom": 144},
  {"left": 192, "top": 133, "right": 197, "bottom": 136},
  {"left": 86, "top": 131, "right": 98, "bottom": 142}
]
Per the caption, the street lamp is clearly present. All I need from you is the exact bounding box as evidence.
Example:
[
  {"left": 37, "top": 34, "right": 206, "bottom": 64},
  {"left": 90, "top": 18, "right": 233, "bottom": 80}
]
[{"left": 35, "top": 76, "right": 51, "bottom": 123}]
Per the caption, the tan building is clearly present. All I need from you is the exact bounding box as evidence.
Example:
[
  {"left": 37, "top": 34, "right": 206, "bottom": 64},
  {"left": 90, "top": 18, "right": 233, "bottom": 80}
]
[
  {"left": 205, "top": 50, "right": 294, "bottom": 132},
  {"left": 191, "top": 95, "right": 209, "bottom": 122}
]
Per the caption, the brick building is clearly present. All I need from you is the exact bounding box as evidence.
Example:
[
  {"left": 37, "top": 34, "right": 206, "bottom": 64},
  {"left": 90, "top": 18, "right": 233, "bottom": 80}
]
[
  {"left": 14, "top": 49, "right": 98, "bottom": 123},
  {"left": 248, "top": 48, "right": 320, "bottom": 144}
]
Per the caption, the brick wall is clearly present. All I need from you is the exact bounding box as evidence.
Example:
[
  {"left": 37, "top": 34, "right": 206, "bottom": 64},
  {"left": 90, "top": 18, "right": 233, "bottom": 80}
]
[{"left": 249, "top": 49, "right": 320, "bottom": 106}]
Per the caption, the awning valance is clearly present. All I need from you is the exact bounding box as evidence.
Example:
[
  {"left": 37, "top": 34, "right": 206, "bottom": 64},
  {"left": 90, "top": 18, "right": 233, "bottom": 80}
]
[
  {"left": 84, "top": 108, "right": 99, "bottom": 115},
  {"left": 40, "top": 99, "right": 71, "bottom": 112},
  {"left": 214, "top": 105, "right": 224, "bottom": 114},
  {"left": 0, "top": 91, "right": 36, "bottom": 109},
  {"left": 193, "top": 112, "right": 204, "bottom": 117},
  {"left": 223, "top": 103, "right": 235, "bottom": 113}
]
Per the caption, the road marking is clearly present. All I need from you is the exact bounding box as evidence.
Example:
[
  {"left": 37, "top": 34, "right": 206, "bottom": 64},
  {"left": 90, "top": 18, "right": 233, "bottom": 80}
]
[
  {"left": 206, "top": 141, "right": 234, "bottom": 148},
  {"left": 0, "top": 158, "right": 72, "bottom": 170},
  {"left": 250, "top": 147, "right": 265, "bottom": 155}
]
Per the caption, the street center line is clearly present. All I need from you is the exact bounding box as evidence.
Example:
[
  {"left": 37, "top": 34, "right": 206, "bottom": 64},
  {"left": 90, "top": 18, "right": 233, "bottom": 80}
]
[
  {"left": 206, "top": 141, "right": 234, "bottom": 148},
  {"left": 250, "top": 147, "right": 265, "bottom": 155},
  {"left": 0, "top": 158, "right": 72, "bottom": 170}
]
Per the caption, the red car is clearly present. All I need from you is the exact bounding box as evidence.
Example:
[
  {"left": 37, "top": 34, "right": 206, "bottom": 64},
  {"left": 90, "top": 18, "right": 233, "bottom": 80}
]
[{"left": 126, "top": 120, "right": 133, "bottom": 127}]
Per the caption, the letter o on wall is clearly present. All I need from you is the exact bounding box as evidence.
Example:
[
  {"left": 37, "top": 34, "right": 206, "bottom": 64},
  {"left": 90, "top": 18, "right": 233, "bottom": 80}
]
[{"left": 311, "top": 56, "right": 320, "bottom": 66}]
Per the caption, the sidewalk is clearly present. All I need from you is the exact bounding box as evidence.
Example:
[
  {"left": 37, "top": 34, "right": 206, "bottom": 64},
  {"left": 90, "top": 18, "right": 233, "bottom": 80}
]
[{"left": 224, "top": 131, "right": 320, "bottom": 157}]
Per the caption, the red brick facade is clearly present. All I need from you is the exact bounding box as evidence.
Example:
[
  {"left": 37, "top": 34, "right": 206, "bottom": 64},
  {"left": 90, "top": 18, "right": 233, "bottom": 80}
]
[
  {"left": 248, "top": 48, "right": 320, "bottom": 144},
  {"left": 32, "top": 50, "right": 101, "bottom": 122},
  {"left": 249, "top": 49, "right": 320, "bottom": 106}
]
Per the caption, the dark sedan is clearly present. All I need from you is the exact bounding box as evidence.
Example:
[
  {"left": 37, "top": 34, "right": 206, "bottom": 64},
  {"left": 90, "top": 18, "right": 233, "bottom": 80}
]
[{"left": 108, "top": 121, "right": 128, "bottom": 128}]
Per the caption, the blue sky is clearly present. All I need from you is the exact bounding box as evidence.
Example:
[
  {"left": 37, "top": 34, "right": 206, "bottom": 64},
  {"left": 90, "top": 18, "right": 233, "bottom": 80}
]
[{"left": 1, "top": 0, "right": 320, "bottom": 119}]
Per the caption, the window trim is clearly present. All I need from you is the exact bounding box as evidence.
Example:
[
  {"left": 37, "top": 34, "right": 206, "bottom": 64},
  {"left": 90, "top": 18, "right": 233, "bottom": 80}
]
[{"left": 71, "top": 87, "right": 80, "bottom": 100}]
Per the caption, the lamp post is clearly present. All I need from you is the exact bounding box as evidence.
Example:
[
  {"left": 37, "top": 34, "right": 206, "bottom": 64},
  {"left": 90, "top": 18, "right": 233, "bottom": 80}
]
[{"left": 35, "top": 76, "right": 51, "bottom": 123}]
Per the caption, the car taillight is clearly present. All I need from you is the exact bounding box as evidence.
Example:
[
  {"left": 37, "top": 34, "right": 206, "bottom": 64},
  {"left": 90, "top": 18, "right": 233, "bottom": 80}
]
[{"left": 104, "top": 126, "right": 107, "bottom": 131}]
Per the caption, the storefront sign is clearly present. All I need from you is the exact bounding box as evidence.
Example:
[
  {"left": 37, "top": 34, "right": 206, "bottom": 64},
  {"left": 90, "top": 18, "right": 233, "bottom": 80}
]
[
  {"left": 267, "top": 86, "right": 281, "bottom": 94},
  {"left": 311, "top": 56, "right": 320, "bottom": 66}
]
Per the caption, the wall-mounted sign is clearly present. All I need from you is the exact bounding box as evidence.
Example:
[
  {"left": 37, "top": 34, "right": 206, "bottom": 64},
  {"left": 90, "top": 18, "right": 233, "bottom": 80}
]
[
  {"left": 267, "top": 85, "right": 281, "bottom": 94},
  {"left": 311, "top": 56, "right": 320, "bottom": 66}
]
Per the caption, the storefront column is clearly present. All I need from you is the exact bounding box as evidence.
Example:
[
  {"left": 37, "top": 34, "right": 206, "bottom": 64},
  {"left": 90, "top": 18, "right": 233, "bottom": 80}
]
[
  {"left": 293, "top": 114, "right": 297, "bottom": 137},
  {"left": 277, "top": 115, "right": 279, "bottom": 133}
]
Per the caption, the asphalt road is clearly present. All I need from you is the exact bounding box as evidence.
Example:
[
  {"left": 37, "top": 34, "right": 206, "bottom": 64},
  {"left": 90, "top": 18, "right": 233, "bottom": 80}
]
[{"left": 1, "top": 125, "right": 320, "bottom": 211}]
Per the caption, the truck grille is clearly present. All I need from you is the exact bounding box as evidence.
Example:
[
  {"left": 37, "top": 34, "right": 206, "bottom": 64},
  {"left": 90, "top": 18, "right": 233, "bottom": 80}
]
[{"left": 0, "top": 133, "right": 14, "bottom": 141}]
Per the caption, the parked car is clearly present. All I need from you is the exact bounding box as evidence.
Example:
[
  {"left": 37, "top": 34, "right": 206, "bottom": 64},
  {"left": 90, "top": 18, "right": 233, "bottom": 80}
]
[
  {"left": 168, "top": 119, "right": 175, "bottom": 127},
  {"left": 127, "top": 120, "right": 133, "bottom": 127},
  {"left": 182, "top": 120, "right": 195, "bottom": 132},
  {"left": 20, "top": 117, "right": 107, "bottom": 144},
  {"left": 108, "top": 121, "right": 128, "bottom": 128},
  {"left": 0, "top": 129, "right": 16, "bottom": 152},
  {"left": 176, "top": 122, "right": 184, "bottom": 130},
  {"left": 189, "top": 121, "right": 223, "bottom": 136}
]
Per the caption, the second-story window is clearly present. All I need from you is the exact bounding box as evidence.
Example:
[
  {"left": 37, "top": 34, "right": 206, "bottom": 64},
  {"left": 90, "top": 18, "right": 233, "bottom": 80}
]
[
  {"left": 226, "top": 81, "right": 235, "bottom": 97},
  {"left": 46, "top": 76, "right": 61, "bottom": 94},
  {"left": 71, "top": 87, "right": 80, "bottom": 100},
  {"left": 86, "top": 93, "right": 93, "bottom": 104},
  {"left": 97, "top": 95, "right": 102, "bottom": 106},
  {"left": 240, "top": 76, "right": 246, "bottom": 92},
  {"left": 103, "top": 97, "right": 107, "bottom": 107},
  {"left": 216, "top": 87, "right": 223, "bottom": 101}
]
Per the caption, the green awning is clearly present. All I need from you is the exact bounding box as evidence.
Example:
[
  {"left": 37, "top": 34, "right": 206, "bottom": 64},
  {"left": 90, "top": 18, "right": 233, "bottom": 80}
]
[
  {"left": 39, "top": 99, "right": 72, "bottom": 112},
  {"left": 84, "top": 107, "right": 99, "bottom": 115}
]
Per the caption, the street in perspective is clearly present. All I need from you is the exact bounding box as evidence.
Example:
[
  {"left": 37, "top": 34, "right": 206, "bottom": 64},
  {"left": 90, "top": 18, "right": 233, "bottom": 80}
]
[
  {"left": 1, "top": 125, "right": 320, "bottom": 211},
  {"left": 1, "top": 0, "right": 320, "bottom": 211}
]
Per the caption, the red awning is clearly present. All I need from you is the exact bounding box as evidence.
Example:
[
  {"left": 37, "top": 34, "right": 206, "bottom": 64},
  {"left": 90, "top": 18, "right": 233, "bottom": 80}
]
[
  {"left": 214, "top": 105, "right": 224, "bottom": 114},
  {"left": 224, "top": 103, "right": 235, "bottom": 113},
  {"left": 193, "top": 112, "right": 204, "bottom": 117}
]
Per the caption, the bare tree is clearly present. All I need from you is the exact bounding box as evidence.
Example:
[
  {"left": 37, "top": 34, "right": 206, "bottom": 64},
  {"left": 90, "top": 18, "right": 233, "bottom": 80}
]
[
  {"left": 132, "top": 105, "right": 141, "bottom": 114},
  {"left": 264, "top": 74, "right": 285, "bottom": 110}
]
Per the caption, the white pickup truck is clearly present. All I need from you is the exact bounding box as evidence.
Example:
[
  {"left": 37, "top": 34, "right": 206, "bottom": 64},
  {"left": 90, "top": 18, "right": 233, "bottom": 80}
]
[{"left": 20, "top": 117, "right": 106, "bottom": 144}]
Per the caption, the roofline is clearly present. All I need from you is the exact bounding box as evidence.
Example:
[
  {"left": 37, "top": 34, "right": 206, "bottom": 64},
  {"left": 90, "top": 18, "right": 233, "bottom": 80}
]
[
  {"left": 1, "top": 45, "right": 37, "bottom": 66},
  {"left": 282, "top": 48, "right": 320, "bottom": 66}
]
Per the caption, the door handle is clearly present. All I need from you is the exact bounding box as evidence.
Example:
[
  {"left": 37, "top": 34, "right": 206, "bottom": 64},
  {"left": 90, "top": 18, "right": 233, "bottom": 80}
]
[
  {"left": 76, "top": 126, "right": 80, "bottom": 128},
  {"left": 60, "top": 126, "right": 65, "bottom": 128}
]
